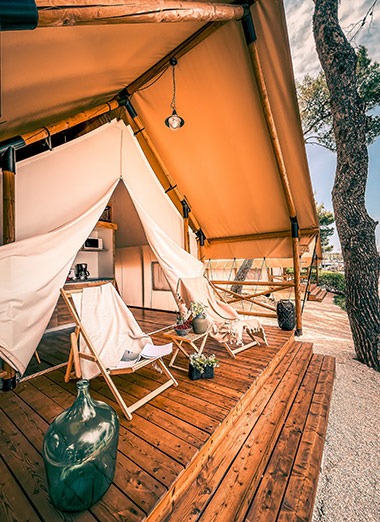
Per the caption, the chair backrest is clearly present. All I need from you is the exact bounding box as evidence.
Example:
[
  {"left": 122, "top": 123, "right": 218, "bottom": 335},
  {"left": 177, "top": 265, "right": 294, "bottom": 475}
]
[
  {"left": 177, "top": 276, "right": 239, "bottom": 323},
  {"left": 61, "top": 282, "right": 151, "bottom": 380},
  {"left": 71, "top": 291, "right": 83, "bottom": 318}
]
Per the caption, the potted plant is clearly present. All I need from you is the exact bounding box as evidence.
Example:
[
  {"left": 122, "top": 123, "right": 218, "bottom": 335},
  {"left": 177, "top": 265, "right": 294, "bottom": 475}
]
[
  {"left": 189, "top": 302, "right": 208, "bottom": 334},
  {"left": 188, "top": 354, "right": 219, "bottom": 380},
  {"left": 174, "top": 314, "right": 192, "bottom": 336}
]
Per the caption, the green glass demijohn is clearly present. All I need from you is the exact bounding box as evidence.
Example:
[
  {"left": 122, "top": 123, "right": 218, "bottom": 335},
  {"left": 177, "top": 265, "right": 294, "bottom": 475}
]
[{"left": 42, "top": 379, "right": 119, "bottom": 511}]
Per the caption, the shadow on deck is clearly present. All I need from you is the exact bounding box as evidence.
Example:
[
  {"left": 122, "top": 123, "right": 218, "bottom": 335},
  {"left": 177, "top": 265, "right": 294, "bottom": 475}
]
[{"left": 0, "top": 308, "right": 335, "bottom": 522}]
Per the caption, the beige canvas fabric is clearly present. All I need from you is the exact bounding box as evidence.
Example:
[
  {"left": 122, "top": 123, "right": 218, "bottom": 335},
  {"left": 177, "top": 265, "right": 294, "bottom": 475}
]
[
  {"left": 74, "top": 284, "right": 152, "bottom": 380},
  {"left": 1, "top": 1, "right": 318, "bottom": 260}
]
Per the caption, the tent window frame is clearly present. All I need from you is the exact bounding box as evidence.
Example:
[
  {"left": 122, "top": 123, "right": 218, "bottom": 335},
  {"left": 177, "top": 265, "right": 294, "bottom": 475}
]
[{"left": 151, "top": 261, "right": 171, "bottom": 292}]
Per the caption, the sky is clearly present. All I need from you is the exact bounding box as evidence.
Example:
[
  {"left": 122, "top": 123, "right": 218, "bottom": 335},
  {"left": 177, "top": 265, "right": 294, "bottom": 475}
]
[{"left": 283, "top": 0, "right": 380, "bottom": 251}]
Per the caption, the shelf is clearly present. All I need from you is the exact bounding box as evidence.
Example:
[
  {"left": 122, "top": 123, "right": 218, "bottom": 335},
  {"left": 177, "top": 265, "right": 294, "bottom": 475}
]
[
  {"left": 96, "top": 220, "right": 118, "bottom": 230},
  {"left": 80, "top": 247, "right": 109, "bottom": 252}
]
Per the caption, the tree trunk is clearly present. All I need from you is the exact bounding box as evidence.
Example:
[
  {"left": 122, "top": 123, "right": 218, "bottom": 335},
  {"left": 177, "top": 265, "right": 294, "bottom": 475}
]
[
  {"left": 313, "top": 0, "right": 380, "bottom": 370},
  {"left": 231, "top": 259, "right": 253, "bottom": 295}
]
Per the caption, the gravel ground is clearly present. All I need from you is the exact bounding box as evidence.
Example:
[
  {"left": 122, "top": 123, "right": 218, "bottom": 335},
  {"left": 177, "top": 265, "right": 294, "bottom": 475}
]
[
  {"left": 306, "top": 295, "right": 380, "bottom": 522},
  {"left": 262, "top": 293, "right": 380, "bottom": 521}
]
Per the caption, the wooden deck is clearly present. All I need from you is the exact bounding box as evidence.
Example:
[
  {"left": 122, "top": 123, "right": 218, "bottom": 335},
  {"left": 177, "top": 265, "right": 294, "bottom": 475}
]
[{"left": 0, "top": 308, "right": 334, "bottom": 522}]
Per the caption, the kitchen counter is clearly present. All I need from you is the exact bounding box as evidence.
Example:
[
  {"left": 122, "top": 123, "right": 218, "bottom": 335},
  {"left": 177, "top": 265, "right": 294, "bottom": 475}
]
[{"left": 64, "top": 277, "right": 113, "bottom": 285}]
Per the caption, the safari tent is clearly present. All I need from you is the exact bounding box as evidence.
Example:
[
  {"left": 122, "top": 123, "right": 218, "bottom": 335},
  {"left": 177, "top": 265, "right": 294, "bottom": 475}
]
[
  {"left": 0, "top": 3, "right": 337, "bottom": 522},
  {"left": 1, "top": 0, "right": 319, "bottom": 347}
]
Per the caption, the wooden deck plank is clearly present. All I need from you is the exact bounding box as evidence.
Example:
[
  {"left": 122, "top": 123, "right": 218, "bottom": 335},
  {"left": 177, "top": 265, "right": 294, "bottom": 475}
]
[
  {"left": 114, "top": 370, "right": 229, "bottom": 422},
  {"left": 145, "top": 339, "right": 301, "bottom": 522},
  {"left": 153, "top": 340, "right": 303, "bottom": 522},
  {"left": 110, "top": 374, "right": 220, "bottom": 433},
  {"left": 138, "top": 366, "right": 238, "bottom": 409},
  {"left": 4, "top": 383, "right": 156, "bottom": 517},
  {"left": 277, "top": 356, "right": 335, "bottom": 522},
  {"left": 244, "top": 354, "right": 324, "bottom": 522},
  {"left": 32, "top": 373, "right": 183, "bottom": 488},
  {"left": 0, "top": 409, "right": 98, "bottom": 522},
  {"left": 196, "top": 343, "right": 313, "bottom": 522},
  {"left": 45, "top": 369, "right": 196, "bottom": 466},
  {"left": 0, "top": 455, "right": 42, "bottom": 522},
  {"left": 79, "top": 373, "right": 209, "bottom": 449}
]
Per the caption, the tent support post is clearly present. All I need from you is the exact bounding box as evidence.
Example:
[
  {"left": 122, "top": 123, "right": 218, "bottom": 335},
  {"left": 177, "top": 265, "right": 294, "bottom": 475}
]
[
  {"left": 196, "top": 229, "right": 206, "bottom": 263},
  {"left": 1, "top": 147, "right": 17, "bottom": 390},
  {"left": 316, "top": 254, "right": 320, "bottom": 285},
  {"left": 181, "top": 199, "right": 191, "bottom": 253},
  {"left": 242, "top": 11, "right": 304, "bottom": 335},
  {"left": 291, "top": 218, "right": 302, "bottom": 335}
]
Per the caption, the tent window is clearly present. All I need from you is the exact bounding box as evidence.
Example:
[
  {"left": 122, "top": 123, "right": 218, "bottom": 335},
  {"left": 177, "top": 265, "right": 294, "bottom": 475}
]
[{"left": 151, "top": 262, "right": 170, "bottom": 292}]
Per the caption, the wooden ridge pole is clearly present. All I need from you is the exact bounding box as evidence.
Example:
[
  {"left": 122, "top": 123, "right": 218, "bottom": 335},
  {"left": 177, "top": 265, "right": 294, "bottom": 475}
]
[
  {"left": 0, "top": 99, "right": 122, "bottom": 155},
  {"left": 242, "top": 11, "right": 303, "bottom": 335},
  {"left": 1, "top": 148, "right": 17, "bottom": 390},
  {"left": 211, "top": 280, "right": 292, "bottom": 287},
  {"left": 36, "top": 1, "right": 245, "bottom": 27}
]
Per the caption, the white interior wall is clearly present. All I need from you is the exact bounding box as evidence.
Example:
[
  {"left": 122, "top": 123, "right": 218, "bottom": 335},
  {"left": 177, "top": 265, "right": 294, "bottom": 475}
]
[{"left": 115, "top": 245, "right": 177, "bottom": 312}]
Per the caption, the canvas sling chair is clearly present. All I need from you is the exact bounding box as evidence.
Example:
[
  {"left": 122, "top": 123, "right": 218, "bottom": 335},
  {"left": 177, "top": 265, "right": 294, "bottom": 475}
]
[
  {"left": 60, "top": 283, "right": 178, "bottom": 420},
  {"left": 177, "top": 276, "right": 267, "bottom": 358}
]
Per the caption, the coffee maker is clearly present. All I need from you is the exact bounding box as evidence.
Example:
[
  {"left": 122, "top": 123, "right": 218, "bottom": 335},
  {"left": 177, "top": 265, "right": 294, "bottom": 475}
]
[{"left": 76, "top": 263, "right": 90, "bottom": 280}]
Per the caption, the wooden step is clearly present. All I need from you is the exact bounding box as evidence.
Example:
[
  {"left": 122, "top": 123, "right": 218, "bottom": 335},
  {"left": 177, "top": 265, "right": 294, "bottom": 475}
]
[
  {"left": 148, "top": 340, "right": 313, "bottom": 522},
  {"left": 307, "top": 286, "right": 327, "bottom": 302},
  {"left": 275, "top": 356, "right": 335, "bottom": 522},
  {"left": 244, "top": 354, "right": 335, "bottom": 521}
]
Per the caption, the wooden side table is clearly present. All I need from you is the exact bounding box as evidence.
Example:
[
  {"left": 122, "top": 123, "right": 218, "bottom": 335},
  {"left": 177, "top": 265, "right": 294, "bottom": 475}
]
[{"left": 163, "top": 329, "right": 210, "bottom": 372}]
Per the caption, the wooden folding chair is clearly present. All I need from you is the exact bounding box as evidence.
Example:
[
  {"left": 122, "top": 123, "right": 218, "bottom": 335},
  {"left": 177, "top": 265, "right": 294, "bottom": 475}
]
[
  {"left": 60, "top": 286, "right": 178, "bottom": 420},
  {"left": 177, "top": 277, "right": 268, "bottom": 358}
]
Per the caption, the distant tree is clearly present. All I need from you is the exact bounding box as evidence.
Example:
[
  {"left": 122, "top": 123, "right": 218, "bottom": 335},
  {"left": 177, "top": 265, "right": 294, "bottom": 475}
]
[
  {"left": 313, "top": 0, "right": 380, "bottom": 370},
  {"left": 231, "top": 259, "right": 253, "bottom": 295},
  {"left": 297, "top": 46, "right": 380, "bottom": 151},
  {"left": 317, "top": 203, "right": 334, "bottom": 253}
]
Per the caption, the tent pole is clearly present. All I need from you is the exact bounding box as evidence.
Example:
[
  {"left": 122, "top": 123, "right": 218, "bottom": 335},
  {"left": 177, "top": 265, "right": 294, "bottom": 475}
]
[
  {"left": 196, "top": 229, "right": 206, "bottom": 263},
  {"left": 1, "top": 147, "right": 17, "bottom": 390},
  {"left": 207, "top": 227, "right": 319, "bottom": 244},
  {"left": 36, "top": 1, "right": 246, "bottom": 27},
  {"left": 0, "top": 99, "right": 123, "bottom": 155},
  {"left": 316, "top": 254, "right": 320, "bottom": 286},
  {"left": 181, "top": 199, "right": 191, "bottom": 253},
  {"left": 242, "top": 12, "right": 303, "bottom": 335},
  {"left": 291, "top": 221, "right": 302, "bottom": 335}
]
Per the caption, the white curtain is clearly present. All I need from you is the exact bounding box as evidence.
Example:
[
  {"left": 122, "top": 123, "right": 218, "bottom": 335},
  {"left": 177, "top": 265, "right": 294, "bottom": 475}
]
[
  {"left": 0, "top": 123, "right": 205, "bottom": 376},
  {"left": 0, "top": 183, "right": 117, "bottom": 375},
  {"left": 125, "top": 184, "right": 204, "bottom": 294}
]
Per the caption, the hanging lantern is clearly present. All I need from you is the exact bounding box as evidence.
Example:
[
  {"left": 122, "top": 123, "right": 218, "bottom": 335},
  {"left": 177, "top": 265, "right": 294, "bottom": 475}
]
[{"left": 165, "top": 57, "right": 185, "bottom": 130}]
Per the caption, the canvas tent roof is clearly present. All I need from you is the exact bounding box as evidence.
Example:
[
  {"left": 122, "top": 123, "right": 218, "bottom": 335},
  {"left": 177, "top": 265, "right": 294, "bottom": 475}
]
[{"left": 0, "top": 0, "right": 319, "bottom": 259}]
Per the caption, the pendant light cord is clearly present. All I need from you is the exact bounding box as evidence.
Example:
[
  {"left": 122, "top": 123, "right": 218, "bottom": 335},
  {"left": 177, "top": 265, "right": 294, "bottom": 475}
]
[{"left": 170, "top": 62, "right": 177, "bottom": 111}]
